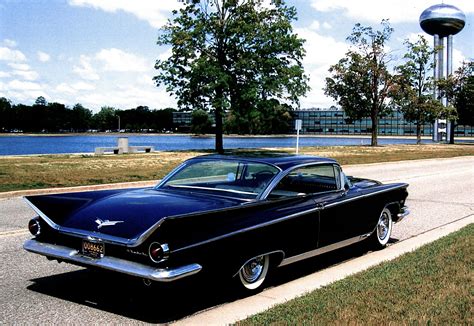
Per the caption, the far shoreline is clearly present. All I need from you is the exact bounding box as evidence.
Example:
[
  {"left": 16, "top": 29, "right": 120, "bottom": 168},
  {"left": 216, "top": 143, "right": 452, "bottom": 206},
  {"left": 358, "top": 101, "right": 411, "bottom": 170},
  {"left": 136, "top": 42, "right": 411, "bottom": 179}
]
[{"left": 1, "top": 132, "right": 465, "bottom": 141}]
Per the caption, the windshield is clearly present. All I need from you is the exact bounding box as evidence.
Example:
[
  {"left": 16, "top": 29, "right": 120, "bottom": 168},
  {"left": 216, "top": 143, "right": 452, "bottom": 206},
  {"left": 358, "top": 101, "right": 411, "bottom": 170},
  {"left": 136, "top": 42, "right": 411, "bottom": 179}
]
[{"left": 159, "top": 159, "right": 280, "bottom": 199}]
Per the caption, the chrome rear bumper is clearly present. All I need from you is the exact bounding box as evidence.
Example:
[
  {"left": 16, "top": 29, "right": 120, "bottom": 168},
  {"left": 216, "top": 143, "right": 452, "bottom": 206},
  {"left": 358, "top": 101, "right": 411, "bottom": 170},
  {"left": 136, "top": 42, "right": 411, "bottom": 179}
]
[
  {"left": 23, "top": 239, "right": 201, "bottom": 282},
  {"left": 396, "top": 206, "right": 409, "bottom": 223}
]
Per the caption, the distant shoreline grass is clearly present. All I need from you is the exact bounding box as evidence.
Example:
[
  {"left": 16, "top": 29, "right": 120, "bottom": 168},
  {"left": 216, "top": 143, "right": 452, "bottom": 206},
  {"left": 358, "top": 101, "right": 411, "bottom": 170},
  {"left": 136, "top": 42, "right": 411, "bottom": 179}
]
[
  {"left": 0, "top": 144, "right": 473, "bottom": 193},
  {"left": 239, "top": 223, "right": 473, "bottom": 325}
]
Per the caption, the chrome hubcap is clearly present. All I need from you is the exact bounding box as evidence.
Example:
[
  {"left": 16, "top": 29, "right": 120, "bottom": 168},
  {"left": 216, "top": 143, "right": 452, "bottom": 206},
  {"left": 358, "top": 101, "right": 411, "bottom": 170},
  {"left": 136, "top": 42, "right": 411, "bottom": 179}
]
[
  {"left": 241, "top": 256, "right": 264, "bottom": 283},
  {"left": 377, "top": 212, "right": 390, "bottom": 240}
]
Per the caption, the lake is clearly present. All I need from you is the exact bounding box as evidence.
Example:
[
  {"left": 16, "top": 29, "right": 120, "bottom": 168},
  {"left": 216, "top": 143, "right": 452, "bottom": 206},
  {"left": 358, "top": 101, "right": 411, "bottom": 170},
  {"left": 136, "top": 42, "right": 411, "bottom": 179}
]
[{"left": 0, "top": 134, "right": 460, "bottom": 156}]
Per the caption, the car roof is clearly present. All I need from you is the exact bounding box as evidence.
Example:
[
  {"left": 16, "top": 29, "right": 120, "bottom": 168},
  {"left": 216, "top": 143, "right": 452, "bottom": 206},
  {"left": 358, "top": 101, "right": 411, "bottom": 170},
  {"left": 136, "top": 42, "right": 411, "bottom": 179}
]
[{"left": 188, "top": 153, "right": 338, "bottom": 171}]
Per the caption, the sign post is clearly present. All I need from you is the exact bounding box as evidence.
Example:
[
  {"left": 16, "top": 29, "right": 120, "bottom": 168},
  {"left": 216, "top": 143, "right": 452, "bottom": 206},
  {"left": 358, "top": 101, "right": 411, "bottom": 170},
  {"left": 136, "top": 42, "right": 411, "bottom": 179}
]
[{"left": 295, "top": 119, "right": 302, "bottom": 154}]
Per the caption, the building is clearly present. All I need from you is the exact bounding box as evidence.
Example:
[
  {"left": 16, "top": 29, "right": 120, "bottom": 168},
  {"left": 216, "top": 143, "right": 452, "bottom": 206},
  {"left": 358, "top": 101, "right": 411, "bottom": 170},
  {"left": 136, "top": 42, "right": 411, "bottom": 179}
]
[{"left": 173, "top": 109, "right": 474, "bottom": 137}]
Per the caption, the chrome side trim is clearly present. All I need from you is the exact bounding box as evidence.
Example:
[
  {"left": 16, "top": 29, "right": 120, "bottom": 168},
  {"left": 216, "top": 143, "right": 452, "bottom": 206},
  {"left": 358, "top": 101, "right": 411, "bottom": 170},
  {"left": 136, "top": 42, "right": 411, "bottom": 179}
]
[
  {"left": 278, "top": 233, "right": 371, "bottom": 267},
  {"left": 23, "top": 239, "right": 201, "bottom": 282},
  {"left": 323, "top": 184, "right": 408, "bottom": 209},
  {"left": 395, "top": 206, "right": 409, "bottom": 223}
]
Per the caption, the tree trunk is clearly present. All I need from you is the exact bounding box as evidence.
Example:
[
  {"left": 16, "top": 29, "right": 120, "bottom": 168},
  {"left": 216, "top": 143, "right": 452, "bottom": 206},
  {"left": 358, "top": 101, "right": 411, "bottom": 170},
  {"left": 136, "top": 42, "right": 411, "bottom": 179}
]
[
  {"left": 416, "top": 122, "right": 421, "bottom": 144},
  {"left": 449, "top": 121, "right": 455, "bottom": 144},
  {"left": 370, "top": 111, "right": 378, "bottom": 146},
  {"left": 214, "top": 88, "right": 224, "bottom": 154}
]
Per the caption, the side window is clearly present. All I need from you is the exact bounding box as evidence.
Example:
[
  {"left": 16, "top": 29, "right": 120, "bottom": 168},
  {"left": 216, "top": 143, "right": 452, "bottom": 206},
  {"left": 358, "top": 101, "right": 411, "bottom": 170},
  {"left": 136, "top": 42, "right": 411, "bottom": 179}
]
[{"left": 269, "top": 164, "right": 338, "bottom": 198}]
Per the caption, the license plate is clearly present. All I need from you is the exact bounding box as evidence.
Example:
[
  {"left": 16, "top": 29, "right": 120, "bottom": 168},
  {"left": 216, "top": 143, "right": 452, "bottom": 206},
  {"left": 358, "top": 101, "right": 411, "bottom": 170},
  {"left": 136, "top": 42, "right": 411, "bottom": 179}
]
[{"left": 82, "top": 240, "right": 104, "bottom": 258}]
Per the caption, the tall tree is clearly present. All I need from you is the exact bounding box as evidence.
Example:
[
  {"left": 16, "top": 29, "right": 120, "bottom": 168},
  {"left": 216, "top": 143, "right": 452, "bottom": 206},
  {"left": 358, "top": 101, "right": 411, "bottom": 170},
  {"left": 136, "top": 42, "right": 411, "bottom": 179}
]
[
  {"left": 325, "top": 20, "right": 395, "bottom": 146},
  {"left": 438, "top": 61, "right": 474, "bottom": 142},
  {"left": 154, "top": 0, "right": 309, "bottom": 153},
  {"left": 394, "top": 35, "right": 443, "bottom": 144}
]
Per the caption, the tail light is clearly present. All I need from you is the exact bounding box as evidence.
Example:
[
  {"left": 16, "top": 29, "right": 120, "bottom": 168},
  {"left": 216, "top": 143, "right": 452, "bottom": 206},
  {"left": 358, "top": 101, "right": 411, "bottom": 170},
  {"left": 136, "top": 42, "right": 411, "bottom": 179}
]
[
  {"left": 148, "top": 242, "right": 169, "bottom": 263},
  {"left": 28, "top": 218, "right": 41, "bottom": 236}
]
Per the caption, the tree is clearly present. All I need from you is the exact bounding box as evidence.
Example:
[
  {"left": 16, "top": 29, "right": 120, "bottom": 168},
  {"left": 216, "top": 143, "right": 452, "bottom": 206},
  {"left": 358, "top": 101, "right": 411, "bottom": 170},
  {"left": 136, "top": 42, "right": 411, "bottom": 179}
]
[
  {"left": 225, "top": 99, "right": 292, "bottom": 134},
  {"left": 0, "top": 97, "right": 13, "bottom": 132},
  {"left": 325, "top": 20, "right": 395, "bottom": 146},
  {"left": 394, "top": 35, "right": 443, "bottom": 144},
  {"left": 438, "top": 61, "right": 474, "bottom": 142},
  {"left": 34, "top": 96, "right": 47, "bottom": 106},
  {"left": 93, "top": 106, "right": 117, "bottom": 131},
  {"left": 155, "top": 0, "right": 309, "bottom": 153},
  {"left": 191, "top": 109, "right": 212, "bottom": 134},
  {"left": 71, "top": 104, "right": 93, "bottom": 131}
]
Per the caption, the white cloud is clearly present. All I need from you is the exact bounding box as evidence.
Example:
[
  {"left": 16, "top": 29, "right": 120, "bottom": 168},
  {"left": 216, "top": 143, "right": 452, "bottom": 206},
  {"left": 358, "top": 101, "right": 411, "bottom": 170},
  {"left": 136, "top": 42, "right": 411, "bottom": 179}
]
[
  {"left": 310, "top": 0, "right": 473, "bottom": 23},
  {"left": 322, "top": 22, "right": 332, "bottom": 30},
  {"left": 95, "top": 48, "right": 150, "bottom": 72},
  {"left": 7, "top": 80, "right": 43, "bottom": 91},
  {"left": 6, "top": 63, "right": 40, "bottom": 81},
  {"left": 68, "top": 0, "right": 182, "bottom": 28},
  {"left": 71, "top": 81, "right": 95, "bottom": 91},
  {"left": 73, "top": 55, "right": 100, "bottom": 80},
  {"left": 37, "top": 51, "right": 51, "bottom": 62},
  {"left": 56, "top": 83, "right": 77, "bottom": 94},
  {"left": 3, "top": 39, "right": 17, "bottom": 47},
  {"left": 8, "top": 63, "right": 30, "bottom": 71},
  {"left": 12, "top": 70, "right": 40, "bottom": 81},
  {"left": 453, "top": 49, "right": 467, "bottom": 71},
  {"left": 295, "top": 28, "right": 348, "bottom": 108},
  {"left": 309, "top": 21, "right": 320, "bottom": 31},
  {"left": 0, "top": 71, "right": 10, "bottom": 78},
  {"left": 55, "top": 81, "right": 96, "bottom": 94},
  {"left": 0, "top": 47, "right": 27, "bottom": 62}
]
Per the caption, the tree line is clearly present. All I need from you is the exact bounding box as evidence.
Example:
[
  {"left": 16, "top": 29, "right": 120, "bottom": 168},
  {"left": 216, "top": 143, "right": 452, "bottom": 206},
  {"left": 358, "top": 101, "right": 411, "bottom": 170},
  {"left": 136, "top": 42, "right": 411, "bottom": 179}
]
[{"left": 0, "top": 96, "right": 176, "bottom": 133}]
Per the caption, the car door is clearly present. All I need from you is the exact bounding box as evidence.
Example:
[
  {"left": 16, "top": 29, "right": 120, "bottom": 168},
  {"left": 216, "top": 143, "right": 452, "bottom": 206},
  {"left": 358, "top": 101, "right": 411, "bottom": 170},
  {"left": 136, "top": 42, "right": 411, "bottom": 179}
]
[
  {"left": 316, "top": 167, "right": 376, "bottom": 247},
  {"left": 266, "top": 163, "right": 340, "bottom": 255}
]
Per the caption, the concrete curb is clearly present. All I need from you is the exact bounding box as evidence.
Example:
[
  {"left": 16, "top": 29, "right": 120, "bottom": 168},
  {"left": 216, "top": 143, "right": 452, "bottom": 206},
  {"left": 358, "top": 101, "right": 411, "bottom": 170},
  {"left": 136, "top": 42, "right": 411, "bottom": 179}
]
[
  {"left": 0, "top": 180, "right": 158, "bottom": 199},
  {"left": 174, "top": 215, "right": 474, "bottom": 325}
]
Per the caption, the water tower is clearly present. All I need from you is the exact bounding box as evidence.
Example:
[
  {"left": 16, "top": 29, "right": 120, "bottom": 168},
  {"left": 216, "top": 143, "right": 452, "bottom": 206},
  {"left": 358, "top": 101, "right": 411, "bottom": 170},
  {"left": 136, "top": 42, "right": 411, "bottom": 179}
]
[{"left": 419, "top": 3, "right": 466, "bottom": 142}]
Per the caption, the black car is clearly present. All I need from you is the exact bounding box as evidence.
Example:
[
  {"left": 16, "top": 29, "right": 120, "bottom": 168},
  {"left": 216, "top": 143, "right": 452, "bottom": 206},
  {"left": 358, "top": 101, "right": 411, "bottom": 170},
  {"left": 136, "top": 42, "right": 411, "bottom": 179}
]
[{"left": 24, "top": 154, "right": 409, "bottom": 291}]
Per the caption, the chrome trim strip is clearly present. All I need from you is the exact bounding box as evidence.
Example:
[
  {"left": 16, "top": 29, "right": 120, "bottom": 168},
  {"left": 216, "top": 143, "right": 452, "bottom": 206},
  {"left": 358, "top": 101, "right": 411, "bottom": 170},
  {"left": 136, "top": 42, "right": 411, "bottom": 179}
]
[
  {"left": 24, "top": 197, "right": 60, "bottom": 231},
  {"left": 278, "top": 233, "right": 371, "bottom": 267},
  {"left": 169, "top": 184, "right": 258, "bottom": 196},
  {"left": 395, "top": 206, "right": 409, "bottom": 223},
  {"left": 23, "top": 239, "right": 201, "bottom": 282},
  {"left": 323, "top": 184, "right": 408, "bottom": 209}
]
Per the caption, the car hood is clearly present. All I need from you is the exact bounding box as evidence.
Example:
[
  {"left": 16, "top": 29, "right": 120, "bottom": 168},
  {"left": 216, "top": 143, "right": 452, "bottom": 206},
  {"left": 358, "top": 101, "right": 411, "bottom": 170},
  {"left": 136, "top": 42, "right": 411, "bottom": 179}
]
[{"left": 27, "top": 188, "right": 245, "bottom": 240}]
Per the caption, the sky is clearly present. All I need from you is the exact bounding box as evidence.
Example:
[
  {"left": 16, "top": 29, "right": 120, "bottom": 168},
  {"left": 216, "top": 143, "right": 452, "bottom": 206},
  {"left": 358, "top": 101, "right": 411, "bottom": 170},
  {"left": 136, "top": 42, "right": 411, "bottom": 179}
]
[{"left": 0, "top": 0, "right": 473, "bottom": 112}]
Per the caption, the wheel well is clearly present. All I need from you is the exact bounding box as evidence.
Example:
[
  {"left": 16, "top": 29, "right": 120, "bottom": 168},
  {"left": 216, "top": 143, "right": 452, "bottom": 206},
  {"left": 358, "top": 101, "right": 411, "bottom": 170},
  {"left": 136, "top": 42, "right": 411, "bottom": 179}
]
[
  {"left": 233, "top": 250, "right": 285, "bottom": 277},
  {"left": 384, "top": 202, "right": 400, "bottom": 219}
]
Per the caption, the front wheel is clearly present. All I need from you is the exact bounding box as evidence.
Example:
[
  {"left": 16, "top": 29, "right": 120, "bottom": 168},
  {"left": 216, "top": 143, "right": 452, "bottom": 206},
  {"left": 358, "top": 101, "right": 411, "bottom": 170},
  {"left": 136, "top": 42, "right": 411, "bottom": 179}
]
[
  {"left": 238, "top": 254, "right": 270, "bottom": 291},
  {"left": 370, "top": 207, "right": 393, "bottom": 249}
]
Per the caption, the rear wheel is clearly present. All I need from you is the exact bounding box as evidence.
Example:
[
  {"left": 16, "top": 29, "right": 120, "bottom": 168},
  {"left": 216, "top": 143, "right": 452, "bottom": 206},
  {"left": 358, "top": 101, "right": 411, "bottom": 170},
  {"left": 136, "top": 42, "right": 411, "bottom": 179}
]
[
  {"left": 238, "top": 254, "right": 270, "bottom": 291},
  {"left": 370, "top": 207, "right": 392, "bottom": 249}
]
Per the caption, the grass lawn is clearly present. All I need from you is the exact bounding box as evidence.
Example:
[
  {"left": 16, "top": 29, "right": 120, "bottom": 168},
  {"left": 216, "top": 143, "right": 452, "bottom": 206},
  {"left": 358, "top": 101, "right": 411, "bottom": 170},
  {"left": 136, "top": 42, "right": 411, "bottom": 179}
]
[
  {"left": 0, "top": 143, "right": 473, "bottom": 192},
  {"left": 240, "top": 223, "right": 473, "bottom": 325}
]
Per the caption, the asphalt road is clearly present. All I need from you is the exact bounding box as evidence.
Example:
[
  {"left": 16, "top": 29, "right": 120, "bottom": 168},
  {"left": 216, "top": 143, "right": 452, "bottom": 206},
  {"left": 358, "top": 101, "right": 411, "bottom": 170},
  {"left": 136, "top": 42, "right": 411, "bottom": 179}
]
[{"left": 1, "top": 156, "right": 473, "bottom": 324}]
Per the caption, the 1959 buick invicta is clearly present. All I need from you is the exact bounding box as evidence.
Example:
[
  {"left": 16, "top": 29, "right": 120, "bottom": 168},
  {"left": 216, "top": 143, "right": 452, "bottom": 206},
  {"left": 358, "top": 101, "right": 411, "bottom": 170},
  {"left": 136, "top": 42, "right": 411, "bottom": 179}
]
[{"left": 24, "top": 154, "right": 409, "bottom": 291}]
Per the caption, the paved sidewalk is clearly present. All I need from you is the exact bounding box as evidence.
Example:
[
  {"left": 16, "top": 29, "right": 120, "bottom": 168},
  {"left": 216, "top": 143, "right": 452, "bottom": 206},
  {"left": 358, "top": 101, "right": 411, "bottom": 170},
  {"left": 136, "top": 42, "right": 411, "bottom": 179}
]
[{"left": 175, "top": 215, "right": 473, "bottom": 325}]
